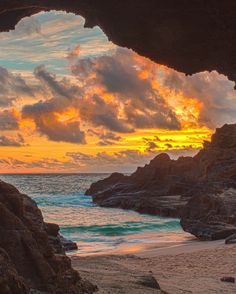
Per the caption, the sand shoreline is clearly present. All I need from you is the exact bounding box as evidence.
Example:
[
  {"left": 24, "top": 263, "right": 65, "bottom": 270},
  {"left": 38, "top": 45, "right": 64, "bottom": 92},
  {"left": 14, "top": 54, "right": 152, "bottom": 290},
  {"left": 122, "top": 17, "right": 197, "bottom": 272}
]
[{"left": 72, "top": 240, "right": 236, "bottom": 293}]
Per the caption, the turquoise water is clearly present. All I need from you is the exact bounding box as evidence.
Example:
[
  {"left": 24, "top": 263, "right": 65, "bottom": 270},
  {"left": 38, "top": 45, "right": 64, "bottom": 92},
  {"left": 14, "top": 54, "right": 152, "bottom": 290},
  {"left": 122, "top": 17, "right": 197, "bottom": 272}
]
[{"left": 0, "top": 174, "right": 191, "bottom": 255}]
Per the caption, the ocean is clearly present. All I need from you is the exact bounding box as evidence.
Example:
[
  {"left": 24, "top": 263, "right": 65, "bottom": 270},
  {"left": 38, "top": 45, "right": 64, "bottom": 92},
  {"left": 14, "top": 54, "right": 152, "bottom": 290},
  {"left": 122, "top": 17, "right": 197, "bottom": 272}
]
[{"left": 0, "top": 174, "right": 192, "bottom": 255}]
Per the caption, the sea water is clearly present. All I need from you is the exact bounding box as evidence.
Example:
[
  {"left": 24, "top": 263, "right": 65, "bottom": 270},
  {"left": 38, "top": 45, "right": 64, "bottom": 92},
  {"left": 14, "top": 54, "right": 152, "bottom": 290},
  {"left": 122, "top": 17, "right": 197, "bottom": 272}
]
[{"left": 0, "top": 174, "right": 192, "bottom": 255}]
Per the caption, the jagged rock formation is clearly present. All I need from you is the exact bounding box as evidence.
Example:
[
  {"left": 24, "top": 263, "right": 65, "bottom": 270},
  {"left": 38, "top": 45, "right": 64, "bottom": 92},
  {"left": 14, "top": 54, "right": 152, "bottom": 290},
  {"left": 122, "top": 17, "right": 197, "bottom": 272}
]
[
  {"left": 1, "top": 1, "right": 236, "bottom": 82},
  {"left": 86, "top": 124, "right": 236, "bottom": 240},
  {"left": 86, "top": 154, "right": 193, "bottom": 217},
  {"left": 0, "top": 180, "right": 97, "bottom": 294}
]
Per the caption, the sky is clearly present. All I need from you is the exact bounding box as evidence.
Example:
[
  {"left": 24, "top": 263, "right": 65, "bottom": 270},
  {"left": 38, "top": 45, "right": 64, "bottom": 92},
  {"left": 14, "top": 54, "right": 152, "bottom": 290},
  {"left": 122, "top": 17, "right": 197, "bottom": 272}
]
[{"left": 0, "top": 11, "right": 236, "bottom": 173}]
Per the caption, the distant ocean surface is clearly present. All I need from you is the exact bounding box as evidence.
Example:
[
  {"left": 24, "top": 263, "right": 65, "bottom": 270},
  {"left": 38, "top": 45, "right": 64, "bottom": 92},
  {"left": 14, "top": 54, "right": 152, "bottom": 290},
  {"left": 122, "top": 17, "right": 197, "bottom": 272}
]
[{"left": 0, "top": 174, "right": 192, "bottom": 255}]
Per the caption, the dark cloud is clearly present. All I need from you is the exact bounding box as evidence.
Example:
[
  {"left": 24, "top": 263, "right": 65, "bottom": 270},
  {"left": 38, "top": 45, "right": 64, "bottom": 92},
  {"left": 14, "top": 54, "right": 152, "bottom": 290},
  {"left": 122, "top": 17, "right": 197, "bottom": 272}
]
[
  {"left": 72, "top": 48, "right": 181, "bottom": 131},
  {"left": 19, "top": 47, "right": 236, "bottom": 147},
  {"left": 82, "top": 94, "right": 133, "bottom": 133},
  {"left": 23, "top": 104, "right": 86, "bottom": 144},
  {"left": 0, "top": 66, "right": 34, "bottom": 107},
  {"left": 22, "top": 67, "right": 85, "bottom": 144},
  {"left": 37, "top": 118, "right": 85, "bottom": 144},
  {"left": 126, "top": 107, "right": 180, "bottom": 130},
  {"left": 165, "top": 143, "right": 173, "bottom": 148},
  {"left": 146, "top": 141, "right": 159, "bottom": 152},
  {"left": 0, "top": 110, "right": 19, "bottom": 130},
  {"left": 21, "top": 48, "right": 183, "bottom": 144},
  {"left": 143, "top": 136, "right": 161, "bottom": 142},
  {"left": 88, "top": 129, "right": 121, "bottom": 146},
  {"left": 95, "top": 51, "right": 151, "bottom": 98},
  {"left": 34, "top": 65, "right": 81, "bottom": 99},
  {"left": 23, "top": 97, "right": 64, "bottom": 115},
  {"left": 0, "top": 134, "right": 24, "bottom": 147}
]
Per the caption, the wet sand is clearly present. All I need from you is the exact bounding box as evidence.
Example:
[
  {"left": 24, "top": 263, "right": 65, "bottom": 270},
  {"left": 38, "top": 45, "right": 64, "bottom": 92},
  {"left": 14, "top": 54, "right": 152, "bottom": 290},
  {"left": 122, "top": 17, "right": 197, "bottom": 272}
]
[{"left": 72, "top": 240, "right": 236, "bottom": 293}]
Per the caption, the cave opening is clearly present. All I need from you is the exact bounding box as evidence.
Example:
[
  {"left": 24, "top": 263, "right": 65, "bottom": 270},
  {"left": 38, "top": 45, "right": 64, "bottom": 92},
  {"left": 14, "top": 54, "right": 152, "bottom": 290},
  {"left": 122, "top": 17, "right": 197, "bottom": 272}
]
[{"left": 0, "top": 10, "right": 236, "bottom": 174}]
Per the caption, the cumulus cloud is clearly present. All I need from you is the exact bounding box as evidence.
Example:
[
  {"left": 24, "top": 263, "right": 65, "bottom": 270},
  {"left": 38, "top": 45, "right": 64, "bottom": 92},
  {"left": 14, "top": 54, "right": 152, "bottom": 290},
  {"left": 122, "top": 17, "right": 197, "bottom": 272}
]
[
  {"left": 23, "top": 101, "right": 86, "bottom": 144},
  {"left": 20, "top": 46, "right": 236, "bottom": 148},
  {"left": 80, "top": 94, "right": 133, "bottom": 133},
  {"left": 161, "top": 69, "right": 236, "bottom": 128},
  {"left": 22, "top": 66, "right": 86, "bottom": 144},
  {"left": 72, "top": 48, "right": 181, "bottom": 131},
  {"left": 0, "top": 110, "right": 19, "bottom": 130},
  {"left": 3, "top": 39, "right": 236, "bottom": 153},
  {"left": 22, "top": 62, "right": 133, "bottom": 143},
  {"left": 13, "top": 16, "right": 42, "bottom": 36}
]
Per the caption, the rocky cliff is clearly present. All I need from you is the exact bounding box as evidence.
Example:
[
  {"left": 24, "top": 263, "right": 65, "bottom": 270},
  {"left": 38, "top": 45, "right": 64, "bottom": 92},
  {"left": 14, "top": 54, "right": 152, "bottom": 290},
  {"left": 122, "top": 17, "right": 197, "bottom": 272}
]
[
  {"left": 0, "top": 180, "right": 96, "bottom": 294},
  {"left": 86, "top": 124, "right": 236, "bottom": 240}
]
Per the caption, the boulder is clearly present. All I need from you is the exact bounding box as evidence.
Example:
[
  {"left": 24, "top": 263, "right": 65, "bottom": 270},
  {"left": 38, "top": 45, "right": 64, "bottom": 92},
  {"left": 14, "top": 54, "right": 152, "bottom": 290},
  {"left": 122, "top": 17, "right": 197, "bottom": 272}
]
[
  {"left": 59, "top": 235, "right": 78, "bottom": 252},
  {"left": 221, "top": 277, "right": 235, "bottom": 283},
  {"left": 225, "top": 233, "right": 236, "bottom": 244},
  {"left": 137, "top": 275, "right": 160, "bottom": 289},
  {"left": 181, "top": 190, "right": 236, "bottom": 240},
  {"left": 0, "top": 180, "right": 97, "bottom": 293}
]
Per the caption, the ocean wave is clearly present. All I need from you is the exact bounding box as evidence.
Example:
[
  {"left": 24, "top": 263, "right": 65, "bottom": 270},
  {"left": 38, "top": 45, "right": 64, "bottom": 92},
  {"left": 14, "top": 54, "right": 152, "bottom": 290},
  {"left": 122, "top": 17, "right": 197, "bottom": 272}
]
[
  {"left": 0, "top": 174, "right": 189, "bottom": 255},
  {"left": 60, "top": 220, "right": 180, "bottom": 236}
]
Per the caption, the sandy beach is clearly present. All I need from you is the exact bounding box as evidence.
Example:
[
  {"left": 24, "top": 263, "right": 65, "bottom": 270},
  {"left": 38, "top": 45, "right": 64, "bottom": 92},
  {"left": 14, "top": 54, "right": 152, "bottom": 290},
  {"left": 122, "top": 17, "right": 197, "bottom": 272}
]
[{"left": 72, "top": 240, "right": 236, "bottom": 293}]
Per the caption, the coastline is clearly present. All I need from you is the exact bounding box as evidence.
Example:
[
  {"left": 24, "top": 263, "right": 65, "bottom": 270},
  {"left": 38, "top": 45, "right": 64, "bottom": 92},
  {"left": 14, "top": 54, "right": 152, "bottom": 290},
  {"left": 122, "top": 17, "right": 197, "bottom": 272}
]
[
  {"left": 72, "top": 240, "right": 236, "bottom": 293},
  {"left": 67, "top": 230, "right": 194, "bottom": 257},
  {"left": 1, "top": 174, "right": 235, "bottom": 293}
]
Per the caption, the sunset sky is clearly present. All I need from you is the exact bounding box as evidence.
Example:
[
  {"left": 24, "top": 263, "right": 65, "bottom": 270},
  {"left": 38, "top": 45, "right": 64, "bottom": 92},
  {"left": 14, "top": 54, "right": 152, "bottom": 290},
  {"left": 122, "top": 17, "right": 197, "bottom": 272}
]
[{"left": 1, "top": 11, "right": 236, "bottom": 173}]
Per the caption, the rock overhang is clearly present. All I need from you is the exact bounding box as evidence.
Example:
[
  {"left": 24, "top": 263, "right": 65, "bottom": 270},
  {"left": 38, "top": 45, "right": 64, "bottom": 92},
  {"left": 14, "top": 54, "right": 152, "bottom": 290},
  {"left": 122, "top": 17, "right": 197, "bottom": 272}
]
[{"left": 1, "top": 1, "right": 236, "bottom": 83}]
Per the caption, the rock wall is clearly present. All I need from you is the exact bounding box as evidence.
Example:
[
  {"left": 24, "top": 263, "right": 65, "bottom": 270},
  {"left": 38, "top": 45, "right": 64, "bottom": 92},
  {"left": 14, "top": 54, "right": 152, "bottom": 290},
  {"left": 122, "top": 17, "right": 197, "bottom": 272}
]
[{"left": 0, "top": 180, "right": 96, "bottom": 294}]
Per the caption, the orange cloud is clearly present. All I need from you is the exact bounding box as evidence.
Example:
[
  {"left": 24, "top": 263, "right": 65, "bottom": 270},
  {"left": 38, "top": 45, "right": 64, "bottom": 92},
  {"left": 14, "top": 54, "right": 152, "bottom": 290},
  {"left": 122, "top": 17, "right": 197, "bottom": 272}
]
[{"left": 2, "top": 45, "right": 236, "bottom": 172}]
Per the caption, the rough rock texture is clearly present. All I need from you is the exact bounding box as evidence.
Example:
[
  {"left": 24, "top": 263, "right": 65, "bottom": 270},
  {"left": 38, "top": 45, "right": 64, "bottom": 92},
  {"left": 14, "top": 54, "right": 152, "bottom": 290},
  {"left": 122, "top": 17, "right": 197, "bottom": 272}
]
[
  {"left": 86, "top": 154, "right": 193, "bottom": 217},
  {"left": 0, "top": 180, "right": 97, "bottom": 294},
  {"left": 45, "top": 222, "right": 78, "bottom": 253},
  {"left": 225, "top": 233, "right": 236, "bottom": 244},
  {"left": 0, "top": 248, "right": 29, "bottom": 294},
  {"left": 1, "top": 1, "right": 236, "bottom": 82},
  {"left": 180, "top": 190, "right": 236, "bottom": 240},
  {"left": 86, "top": 124, "right": 236, "bottom": 240}
]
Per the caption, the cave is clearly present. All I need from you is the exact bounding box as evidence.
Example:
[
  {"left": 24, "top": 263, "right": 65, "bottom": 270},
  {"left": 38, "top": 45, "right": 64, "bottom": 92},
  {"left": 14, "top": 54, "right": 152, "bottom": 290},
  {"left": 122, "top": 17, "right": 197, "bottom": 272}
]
[
  {"left": 1, "top": 1, "right": 236, "bottom": 83},
  {"left": 0, "top": 3, "right": 236, "bottom": 293}
]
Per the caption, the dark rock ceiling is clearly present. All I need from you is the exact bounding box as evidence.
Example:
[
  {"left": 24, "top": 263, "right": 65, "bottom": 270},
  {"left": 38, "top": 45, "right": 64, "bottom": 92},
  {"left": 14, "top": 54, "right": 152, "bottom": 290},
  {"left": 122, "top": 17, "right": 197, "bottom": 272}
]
[{"left": 1, "top": 1, "right": 236, "bottom": 82}]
